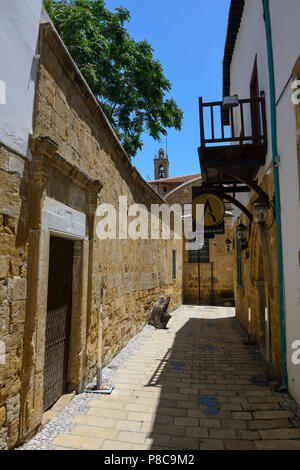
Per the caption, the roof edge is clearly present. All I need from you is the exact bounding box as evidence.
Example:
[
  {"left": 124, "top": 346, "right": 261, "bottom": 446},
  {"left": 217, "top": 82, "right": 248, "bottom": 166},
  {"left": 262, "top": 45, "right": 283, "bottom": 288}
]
[
  {"left": 222, "top": 0, "right": 245, "bottom": 124},
  {"left": 149, "top": 173, "right": 202, "bottom": 184},
  {"left": 38, "top": 20, "right": 168, "bottom": 206}
]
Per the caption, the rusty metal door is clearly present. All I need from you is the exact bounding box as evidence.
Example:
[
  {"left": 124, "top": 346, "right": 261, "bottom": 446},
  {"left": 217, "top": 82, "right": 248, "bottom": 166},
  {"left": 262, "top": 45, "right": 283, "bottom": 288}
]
[{"left": 43, "top": 237, "right": 74, "bottom": 411}]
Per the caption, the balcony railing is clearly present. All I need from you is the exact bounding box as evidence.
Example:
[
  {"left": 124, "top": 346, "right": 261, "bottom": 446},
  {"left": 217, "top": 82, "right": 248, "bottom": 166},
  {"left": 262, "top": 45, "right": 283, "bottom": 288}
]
[{"left": 199, "top": 95, "right": 267, "bottom": 148}]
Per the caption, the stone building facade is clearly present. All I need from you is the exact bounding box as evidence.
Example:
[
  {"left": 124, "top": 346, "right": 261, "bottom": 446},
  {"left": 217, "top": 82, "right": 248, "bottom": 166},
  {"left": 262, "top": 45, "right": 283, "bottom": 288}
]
[
  {"left": 149, "top": 153, "right": 234, "bottom": 306},
  {"left": 0, "top": 11, "right": 182, "bottom": 449},
  {"left": 231, "top": 178, "right": 281, "bottom": 378}
]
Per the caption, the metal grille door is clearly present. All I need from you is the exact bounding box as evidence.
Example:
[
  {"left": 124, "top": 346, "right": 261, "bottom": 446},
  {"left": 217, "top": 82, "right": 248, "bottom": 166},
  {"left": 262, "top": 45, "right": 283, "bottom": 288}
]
[
  {"left": 43, "top": 237, "right": 74, "bottom": 411},
  {"left": 43, "top": 305, "right": 70, "bottom": 410}
]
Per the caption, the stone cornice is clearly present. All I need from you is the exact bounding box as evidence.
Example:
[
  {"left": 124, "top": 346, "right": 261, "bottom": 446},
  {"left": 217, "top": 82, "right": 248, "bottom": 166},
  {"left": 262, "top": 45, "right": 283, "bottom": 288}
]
[{"left": 30, "top": 135, "right": 103, "bottom": 194}]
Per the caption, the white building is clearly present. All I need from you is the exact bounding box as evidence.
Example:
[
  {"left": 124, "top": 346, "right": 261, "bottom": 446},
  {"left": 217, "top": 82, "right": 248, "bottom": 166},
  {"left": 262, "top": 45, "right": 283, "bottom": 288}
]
[
  {"left": 230, "top": 0, "right": 300, "bottom": 405},
  {"left": 198, "top": 0, "right": 300, "bottom": 405},
  {"left": 0, "top": 0, "right": 44, "bottom": 158}
]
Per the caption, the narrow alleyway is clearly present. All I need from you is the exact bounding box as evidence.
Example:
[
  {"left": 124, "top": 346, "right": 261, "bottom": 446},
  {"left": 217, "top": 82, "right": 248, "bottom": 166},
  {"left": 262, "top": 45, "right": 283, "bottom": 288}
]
[{"left": 24, "top": 306, "right": 300, "bottom": 450}]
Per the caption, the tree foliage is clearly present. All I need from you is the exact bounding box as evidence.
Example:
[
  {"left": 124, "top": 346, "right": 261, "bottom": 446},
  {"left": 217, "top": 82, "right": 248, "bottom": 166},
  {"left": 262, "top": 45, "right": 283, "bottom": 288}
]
[{"left": 44, "top": 0, "right": 183, "bottom": 158}]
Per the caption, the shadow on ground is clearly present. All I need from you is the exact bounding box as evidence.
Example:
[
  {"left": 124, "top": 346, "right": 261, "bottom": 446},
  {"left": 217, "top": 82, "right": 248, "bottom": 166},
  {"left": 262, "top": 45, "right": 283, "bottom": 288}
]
[{"left": 144, "top": 314, "right": 272, "bottom": 450}]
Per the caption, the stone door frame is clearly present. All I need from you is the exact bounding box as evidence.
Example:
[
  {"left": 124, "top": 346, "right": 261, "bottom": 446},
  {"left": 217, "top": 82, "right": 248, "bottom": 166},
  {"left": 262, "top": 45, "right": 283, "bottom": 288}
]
[{"left": 19, "top": 136, "right": 102, "bottom": 442}]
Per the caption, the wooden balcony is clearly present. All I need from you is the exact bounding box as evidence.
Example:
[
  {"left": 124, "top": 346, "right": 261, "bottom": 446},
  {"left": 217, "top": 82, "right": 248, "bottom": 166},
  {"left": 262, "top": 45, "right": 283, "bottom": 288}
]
[{"left": 198, "top": 96, "right": 268, "bottom": 184}]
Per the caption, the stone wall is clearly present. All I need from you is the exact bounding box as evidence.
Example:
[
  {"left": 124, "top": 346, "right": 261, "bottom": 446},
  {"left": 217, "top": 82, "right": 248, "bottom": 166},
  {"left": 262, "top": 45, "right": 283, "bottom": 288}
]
[
  {"left": 183, "top": 217, "right": 235, "bottom": 306},
  {"left": 35, "top": 24, "right": 182, "bottom": 367},
  {"left": 231, "top": 175, "right": 281, "bottom": 379},
  {"left": 151, "top": 178, "right": 234, "bottom": 306},
  {"left": 0, "top": 22, "right": 183, "bottom": 449},
  {"left": 0, "top": 145, "right": 29, "bottom": 449}
]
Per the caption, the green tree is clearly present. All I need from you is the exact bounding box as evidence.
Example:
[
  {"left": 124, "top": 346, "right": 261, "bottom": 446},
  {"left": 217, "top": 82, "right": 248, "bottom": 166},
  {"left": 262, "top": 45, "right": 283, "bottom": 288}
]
[{"left": 44, "top": 0, "right": 183, "bottom": 158}]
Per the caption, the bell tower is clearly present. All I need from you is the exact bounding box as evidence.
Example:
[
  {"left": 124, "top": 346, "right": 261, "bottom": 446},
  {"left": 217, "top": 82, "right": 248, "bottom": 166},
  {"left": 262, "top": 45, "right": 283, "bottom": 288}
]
[{"left": 154, "top": 148, "right": 169, "bottom": 180}]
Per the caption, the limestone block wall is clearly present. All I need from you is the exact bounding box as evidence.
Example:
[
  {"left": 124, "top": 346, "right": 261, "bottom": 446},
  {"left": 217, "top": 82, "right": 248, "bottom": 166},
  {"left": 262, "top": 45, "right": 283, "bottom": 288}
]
[
  {"left": 0, "top": 145, "right": 29, "bottom": 449},
  {"left": 0, "top": 22, "right": 182, "bottom": 449},
  {"left": 183, "top": 217, "right": 235, "bottom": 306},
  {"left": 33, "top": 25, "right": 182, "bottom": 370},
  {"left": 231, "top": 175, "right": 281, "bottom": 379},
  {"left": 164, "top": 182, "right": 199, "bottom": 208},
  {"left": 151, "top": 179, "right": 234, "bottom": 306}
]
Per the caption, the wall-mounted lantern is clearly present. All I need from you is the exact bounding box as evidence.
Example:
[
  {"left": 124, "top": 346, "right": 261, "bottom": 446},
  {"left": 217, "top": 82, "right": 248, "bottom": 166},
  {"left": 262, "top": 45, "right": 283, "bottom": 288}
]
[
  {"left": 252, "top": 197, "right": 269, "bottom": 225},
  {"left": 222, "top": 95, "right": 239, "bottom": 109},
  {"left": 236, "top": 222, "right": 251, "bottom": 250},
  {"left": 225, "top": 238, "right": 232, "bottom": 253},
  {"left": 236, "top": 222, "right": 248, "bottom": 243}
]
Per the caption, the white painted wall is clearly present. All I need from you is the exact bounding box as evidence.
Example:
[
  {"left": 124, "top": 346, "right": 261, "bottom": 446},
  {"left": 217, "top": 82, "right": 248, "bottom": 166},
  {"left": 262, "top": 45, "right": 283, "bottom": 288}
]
[
  {"left": 0, "top": 0, "right": 43, "bottom": 157},
  {"left": 228, "top": 0, "right": 300, "bottom": 404},
  {"left": 269, "top": 0, "right": 300, "bottom": 405},
  {"left": 229, "top": 0, "right": 272, "bottom": 219},
  {"left": 276, "top": 81, "right": 300, "bottom": 404},
  {"left": 269, "top": 0, "right": 300, "bottom": 103}
]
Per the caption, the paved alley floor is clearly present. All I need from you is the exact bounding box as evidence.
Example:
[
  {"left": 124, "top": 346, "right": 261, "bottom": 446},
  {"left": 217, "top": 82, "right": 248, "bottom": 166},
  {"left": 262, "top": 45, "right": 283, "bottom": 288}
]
[{"left": 30, "top": 306, "right": 300, "bottom": 450}]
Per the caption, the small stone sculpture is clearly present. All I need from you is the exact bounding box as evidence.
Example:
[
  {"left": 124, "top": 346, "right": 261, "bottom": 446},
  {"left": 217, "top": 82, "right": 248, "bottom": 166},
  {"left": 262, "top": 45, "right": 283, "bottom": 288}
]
[{"left": 148, "top": 296, "right": 171, "bottom": 329}]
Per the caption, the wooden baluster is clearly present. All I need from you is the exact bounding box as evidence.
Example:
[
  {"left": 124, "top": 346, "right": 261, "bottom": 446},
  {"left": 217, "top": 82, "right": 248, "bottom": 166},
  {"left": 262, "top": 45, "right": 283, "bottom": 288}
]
[
  {"left": 220, "top": 105, "right": 225, "bottom": 140},
  {"left": 210, "top": 105, "right": 215, "bottom": 141},
  {"left": 240, "top": 102, "right": 245, "bottom": 143},
  {"left": 199, "top": 97, "right": 205, "bottom": 147},
  {"left": 230, "top": 107, "right": 235, "bottom": 138}
]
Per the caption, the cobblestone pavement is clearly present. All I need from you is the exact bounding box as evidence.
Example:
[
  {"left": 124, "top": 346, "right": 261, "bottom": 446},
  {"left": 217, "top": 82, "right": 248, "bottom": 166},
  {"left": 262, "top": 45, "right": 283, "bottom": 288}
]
[{"left": 22, "top": 306, "right": 300, "bottom": 450}]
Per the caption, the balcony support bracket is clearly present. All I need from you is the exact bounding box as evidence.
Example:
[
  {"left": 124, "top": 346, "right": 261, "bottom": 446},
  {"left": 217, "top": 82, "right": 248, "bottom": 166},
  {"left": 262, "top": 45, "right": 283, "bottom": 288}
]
[{"left": 215, "top": 167, "right": 269, "bottom": 204}]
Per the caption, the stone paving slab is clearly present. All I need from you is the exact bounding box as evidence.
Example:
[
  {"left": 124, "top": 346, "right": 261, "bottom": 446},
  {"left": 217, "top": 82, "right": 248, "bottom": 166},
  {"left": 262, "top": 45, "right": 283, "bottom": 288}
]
[{"left": 24, "top": 306, "right": 300, "bottom": 450}]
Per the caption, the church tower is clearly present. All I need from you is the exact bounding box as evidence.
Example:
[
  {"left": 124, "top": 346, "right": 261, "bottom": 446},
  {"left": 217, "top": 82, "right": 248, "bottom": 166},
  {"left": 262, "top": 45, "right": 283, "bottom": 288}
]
[{"left": 154, "top": 148, "right": 169, "bottom": 180}]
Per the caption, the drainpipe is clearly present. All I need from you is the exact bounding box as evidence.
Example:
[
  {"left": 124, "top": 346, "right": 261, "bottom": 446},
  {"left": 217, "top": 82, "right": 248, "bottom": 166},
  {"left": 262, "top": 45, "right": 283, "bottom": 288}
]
[{"left": 262, "top": 0, "right": 287, "bottom": 390}]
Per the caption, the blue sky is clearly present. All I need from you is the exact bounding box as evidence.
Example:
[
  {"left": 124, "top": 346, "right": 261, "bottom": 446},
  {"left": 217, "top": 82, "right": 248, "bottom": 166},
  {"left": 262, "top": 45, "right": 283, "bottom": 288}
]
[{"left": 106, "top": 0, "right": 231, "bottom": 180}]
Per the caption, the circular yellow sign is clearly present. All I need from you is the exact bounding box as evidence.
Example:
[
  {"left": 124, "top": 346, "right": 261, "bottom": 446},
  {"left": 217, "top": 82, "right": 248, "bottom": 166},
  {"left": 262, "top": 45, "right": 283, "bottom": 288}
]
[{"left": 192, "top": 193, "right": 225, "bottom": 227}]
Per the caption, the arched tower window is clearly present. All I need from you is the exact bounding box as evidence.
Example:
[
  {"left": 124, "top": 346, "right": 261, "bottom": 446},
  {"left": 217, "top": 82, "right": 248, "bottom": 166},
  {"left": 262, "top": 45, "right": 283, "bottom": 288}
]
[{"left": 159, "top": 165, "right": 165, "bottom": 179}]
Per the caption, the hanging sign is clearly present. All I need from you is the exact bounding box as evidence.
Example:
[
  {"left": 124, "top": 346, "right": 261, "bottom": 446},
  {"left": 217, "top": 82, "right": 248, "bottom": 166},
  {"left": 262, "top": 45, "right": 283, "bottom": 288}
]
[{"left": 192, "top": 192, "right": 225, "bottom": 228}]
